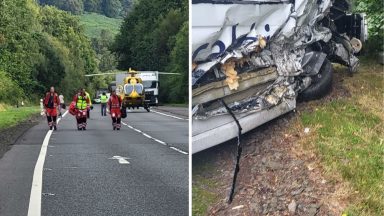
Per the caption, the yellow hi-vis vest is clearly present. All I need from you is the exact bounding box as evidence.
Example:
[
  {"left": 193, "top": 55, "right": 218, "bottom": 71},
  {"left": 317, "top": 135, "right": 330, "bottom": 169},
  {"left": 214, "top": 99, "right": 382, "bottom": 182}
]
[
  {"left": 100, "top": 95, "right": 108, "bottom": 103},
  {"left": 76, "top": 95, "right": 88, "bottom": 110},
  {"left": 85, "top": 92, "right": 92, "bottom": 106}
]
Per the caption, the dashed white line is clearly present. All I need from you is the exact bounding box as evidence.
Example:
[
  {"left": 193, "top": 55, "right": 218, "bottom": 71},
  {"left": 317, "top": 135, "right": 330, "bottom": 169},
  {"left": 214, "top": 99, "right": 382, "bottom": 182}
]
[
  {"left": 27, "top": 110, "right": 68, "bottom": 216},
  {"left": 121, "top": 121, "right": 188, "bottom": 155},
  {"left": 153, "top": 139, "right": 167, "bottom": 145},
  {"left": 142, "top": 133, "right": 152, "bottom": 139},
  {"left": 169, "top": 147, "right": 188, "bottom": 155},
  {"left": 151, "top": 110, "right": 188, "bottom": 121}
]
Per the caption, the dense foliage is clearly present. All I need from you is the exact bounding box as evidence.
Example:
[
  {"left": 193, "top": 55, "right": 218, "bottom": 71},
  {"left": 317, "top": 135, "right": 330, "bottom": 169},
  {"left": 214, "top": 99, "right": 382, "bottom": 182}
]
[
  {"left": 112, "top": 0, "right": 188, "bottom": 103},
  {"left": 38, "top": 0, "right": 133, "bottom": 18},
  {"left": 352, "top": 0, "right": 384, "bottom": 51},
  {"left": 0, "top": 0, "right": 97, "bottom": 104}
]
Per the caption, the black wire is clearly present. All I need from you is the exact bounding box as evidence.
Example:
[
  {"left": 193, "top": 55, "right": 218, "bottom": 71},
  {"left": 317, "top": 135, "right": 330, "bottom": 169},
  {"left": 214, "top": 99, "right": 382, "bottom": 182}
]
[{"left": 220, "top": 99, "right": 243, "bottom": 204}]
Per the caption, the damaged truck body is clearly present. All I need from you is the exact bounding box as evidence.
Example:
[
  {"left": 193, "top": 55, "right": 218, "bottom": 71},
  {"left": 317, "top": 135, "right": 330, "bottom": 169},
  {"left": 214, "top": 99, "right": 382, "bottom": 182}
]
[{"left": 192, "top": 0, "right": 366, "bottom": 154}]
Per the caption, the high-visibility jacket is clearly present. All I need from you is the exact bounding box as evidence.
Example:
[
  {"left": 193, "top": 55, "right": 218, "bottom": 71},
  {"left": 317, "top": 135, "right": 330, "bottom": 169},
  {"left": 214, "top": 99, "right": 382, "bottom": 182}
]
[
  {"left": 73, "top": 93, "right": 90, "bottom": 110},
  {"left": 85, "top": 92, "right": 92, "bottom": 106},
  {"left": 100, "top": 95, "right": 108, "bottom": 104}
]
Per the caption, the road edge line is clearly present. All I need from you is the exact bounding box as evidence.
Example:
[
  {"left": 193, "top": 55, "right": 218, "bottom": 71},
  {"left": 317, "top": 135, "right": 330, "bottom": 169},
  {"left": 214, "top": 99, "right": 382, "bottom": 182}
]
[
  {"left": 27, "top": 110, "right": 68, "bottom": 216},
  {"left": 151, "top": 110, "right": 188, "bottom": 121}
]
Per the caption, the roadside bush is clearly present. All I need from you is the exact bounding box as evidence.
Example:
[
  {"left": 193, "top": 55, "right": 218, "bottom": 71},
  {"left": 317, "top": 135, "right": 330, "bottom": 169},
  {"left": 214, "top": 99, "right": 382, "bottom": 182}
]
[{"left": 0, "top": 70, "right": 23, "bottom": 105}]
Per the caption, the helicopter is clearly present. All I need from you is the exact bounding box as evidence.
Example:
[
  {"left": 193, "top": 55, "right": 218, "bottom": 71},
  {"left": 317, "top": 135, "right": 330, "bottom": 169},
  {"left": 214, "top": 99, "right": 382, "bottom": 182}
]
[{"left": 85, "top": 68, "right": 180, "bottom": 117}]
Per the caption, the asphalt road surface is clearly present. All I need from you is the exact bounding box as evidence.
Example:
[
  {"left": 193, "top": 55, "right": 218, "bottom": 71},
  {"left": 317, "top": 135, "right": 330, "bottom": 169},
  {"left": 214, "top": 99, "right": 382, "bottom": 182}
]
[{"left": 0, "top": 105, "right": 188, "bottom": 216}]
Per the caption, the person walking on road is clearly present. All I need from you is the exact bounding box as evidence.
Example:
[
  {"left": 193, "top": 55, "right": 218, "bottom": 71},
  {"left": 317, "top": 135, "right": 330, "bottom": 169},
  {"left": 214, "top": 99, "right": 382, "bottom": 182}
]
[
  {"left": 43, "top": 86, "right": 60, "bottom": 130},
  {"left": 73, "top": 88, "right": 91, "bottom": 130},
  {"left": 107, "top": 90, "right": 122, "bottom": 130},
  {"left": 84, "top": 89, "right": 93, "bottom": 119},
  {"left": 59, "top": 93, "right": 65, "bottom": 109},
  {"left": 100, "top": 92, "right": 108, "bottom": 116}
]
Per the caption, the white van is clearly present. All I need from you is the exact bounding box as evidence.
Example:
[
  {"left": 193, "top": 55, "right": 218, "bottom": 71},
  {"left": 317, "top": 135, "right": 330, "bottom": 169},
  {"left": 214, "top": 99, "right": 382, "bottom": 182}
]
[{"left": 192, "top": 0, "right": 366, "bottom": 153}]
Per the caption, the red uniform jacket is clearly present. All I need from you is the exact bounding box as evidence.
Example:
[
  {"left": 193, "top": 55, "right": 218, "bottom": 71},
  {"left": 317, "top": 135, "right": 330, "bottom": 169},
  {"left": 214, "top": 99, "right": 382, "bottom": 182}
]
[
  {"left": 108, "top": 95, "right": 122, "bottom": 117},
  {"left": 43, "top": 92, "right": 60, "bottom": 109},
  {"left": 43, "top": 92, "right": 60, "bottom": 116}
]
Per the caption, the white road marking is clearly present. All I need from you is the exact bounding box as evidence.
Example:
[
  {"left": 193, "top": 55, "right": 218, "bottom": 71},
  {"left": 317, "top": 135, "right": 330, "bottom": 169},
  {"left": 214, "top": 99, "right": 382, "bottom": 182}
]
[
  {"left": 151, "top": 110, "right": 188, "bottom": 121},
  {"left": 142, "top": 133, "right": 152, "bottom": 139},
  {"left": 109, "top": 156, "right": 130, "bottom": 164},
  {"left": 121, "top": 121, "right": 188, "bottom": 155},
  {"left": 169, "top": 147, "right": 188, "bottom": 155},
  {"left": 153, "top": 139, "right": 166, "bottom": 145},
  {"left": 27, "top": 110, "right": 68, "bottom": 216}
]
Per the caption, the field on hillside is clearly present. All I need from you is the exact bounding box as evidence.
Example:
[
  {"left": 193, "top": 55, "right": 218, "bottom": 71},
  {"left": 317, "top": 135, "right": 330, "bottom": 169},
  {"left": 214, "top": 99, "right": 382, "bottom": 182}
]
[{"left": 79, "top": 13, "right": 123, "bottom": 38}]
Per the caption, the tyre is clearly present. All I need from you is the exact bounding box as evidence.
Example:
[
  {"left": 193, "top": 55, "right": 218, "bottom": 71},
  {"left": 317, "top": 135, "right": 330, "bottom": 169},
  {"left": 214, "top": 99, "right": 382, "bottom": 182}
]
[{"left": 298, "top": 59, "right": 333, "bottom": 101}]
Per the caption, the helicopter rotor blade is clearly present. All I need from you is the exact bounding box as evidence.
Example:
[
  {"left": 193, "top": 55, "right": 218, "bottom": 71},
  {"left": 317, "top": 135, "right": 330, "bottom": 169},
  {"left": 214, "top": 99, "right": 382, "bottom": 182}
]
[
  {"left": 84, "top": 72, "right": 123, "bottom": 77},
  {"left": 157, "top": 72, "right": 181, "bottom": 75}
]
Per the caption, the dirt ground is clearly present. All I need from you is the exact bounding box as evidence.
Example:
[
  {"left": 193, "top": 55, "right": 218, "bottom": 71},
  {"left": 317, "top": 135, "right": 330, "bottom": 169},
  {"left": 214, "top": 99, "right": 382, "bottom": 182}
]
[
  {"left": 193, "top": 67, "right": 356, "bottom": 216},
  {"left": 0, "top": 114, "right": 42, "bottom": 159}
]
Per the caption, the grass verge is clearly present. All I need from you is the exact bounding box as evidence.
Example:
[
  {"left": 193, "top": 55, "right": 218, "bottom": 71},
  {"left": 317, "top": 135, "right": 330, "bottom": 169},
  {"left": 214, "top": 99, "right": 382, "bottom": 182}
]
[
  {"left": 0, "top": 106, "right": 40, "bottom": 130},
  {"left": 192, "top": 160, "right": 220, "bottom": 216},
  {"left": 299, "top": 58, "right": 383, "bottom": 215},
  {"left": 192, "top": 176, "right": 219, "bottom": 216}
]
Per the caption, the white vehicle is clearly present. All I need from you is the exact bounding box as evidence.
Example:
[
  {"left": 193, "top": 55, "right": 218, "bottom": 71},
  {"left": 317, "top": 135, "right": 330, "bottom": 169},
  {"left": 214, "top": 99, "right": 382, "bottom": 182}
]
[
  {"left": 192, "top": 0, "right": 366, "bottom": 153},
  {"left": 138, "top": 71, "right": 159, "bottom": 106}
]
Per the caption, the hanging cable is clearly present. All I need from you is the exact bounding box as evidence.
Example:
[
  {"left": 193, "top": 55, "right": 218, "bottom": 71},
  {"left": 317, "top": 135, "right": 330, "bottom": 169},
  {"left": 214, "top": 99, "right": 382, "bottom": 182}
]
[{"left": 220, "top": 99, "right": 243, "bottom": 204}]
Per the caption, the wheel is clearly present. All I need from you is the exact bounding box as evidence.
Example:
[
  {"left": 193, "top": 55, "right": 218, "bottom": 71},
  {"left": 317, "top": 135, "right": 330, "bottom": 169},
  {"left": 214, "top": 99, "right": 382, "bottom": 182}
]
[{"left": 298, "top": 59, "right": 333, "bottom": 101}]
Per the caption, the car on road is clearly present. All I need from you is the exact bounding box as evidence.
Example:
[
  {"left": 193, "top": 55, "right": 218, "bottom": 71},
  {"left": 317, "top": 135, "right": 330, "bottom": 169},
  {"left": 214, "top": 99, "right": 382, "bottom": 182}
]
[
  {"left": 192, "top": 0, "right": 366, "bottom": 153},
  {"left": 93, "top": 93, "right": 111, "bottom": 104}
]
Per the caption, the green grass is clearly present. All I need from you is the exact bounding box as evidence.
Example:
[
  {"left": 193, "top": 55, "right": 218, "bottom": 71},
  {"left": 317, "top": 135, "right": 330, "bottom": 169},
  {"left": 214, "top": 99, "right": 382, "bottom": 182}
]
[
  {"left": 79, "top": 13, "right": 123, "bottom": 38},
  {"left": 0, "top": 106, "right": 40, "bottom": 129},
  {"left": 300, "top": 60, "right": 384, "bottom": 215},
  {"left": 192, "top": 159, "right": 220, "bottom": 216},
  {"left": 193, "top": 176, "right": 218, "bottom": 216}
]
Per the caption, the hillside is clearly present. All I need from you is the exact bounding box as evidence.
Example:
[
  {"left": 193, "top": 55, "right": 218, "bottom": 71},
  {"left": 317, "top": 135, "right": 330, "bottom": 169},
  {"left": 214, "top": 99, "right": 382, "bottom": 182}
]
[
  {"left": 38, "top": 0, "right": 133, "bottom": 18},
  {"left": 79, "top": 13, "right": 122, "bottom": 38}
]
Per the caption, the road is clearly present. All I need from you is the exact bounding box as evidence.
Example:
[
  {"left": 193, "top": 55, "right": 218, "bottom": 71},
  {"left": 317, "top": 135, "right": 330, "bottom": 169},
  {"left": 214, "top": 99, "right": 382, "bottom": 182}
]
[{"left": 0, "top": 105, "right": 188, "bottom": 216}]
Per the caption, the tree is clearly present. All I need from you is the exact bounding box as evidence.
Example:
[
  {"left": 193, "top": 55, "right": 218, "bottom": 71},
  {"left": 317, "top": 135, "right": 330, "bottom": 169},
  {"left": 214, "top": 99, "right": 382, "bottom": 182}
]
[
  {"left": 0, "top": 1, "right": 98, "bottom": 103},
  {"left": 112, "top": 0, "right": 188, "bottom": 103},
  {"left": 352, "top": 0, "right": 384, "bottom": 51},
  {"left": 102, "top": 0, "right": 122, "bottom": 18}
]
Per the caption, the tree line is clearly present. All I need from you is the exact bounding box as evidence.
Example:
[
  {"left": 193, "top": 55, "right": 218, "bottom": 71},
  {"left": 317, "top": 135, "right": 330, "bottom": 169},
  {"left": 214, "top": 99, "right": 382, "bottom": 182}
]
[
  {"left": 38, "top": 0, "right": 134, "bottom": 18},
  {"left": 0, "top": 0, "right": 97, "bottom": 104},
  {"left": 112, "top": 0, "right": 189, "bottom": 104}
]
